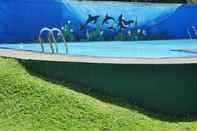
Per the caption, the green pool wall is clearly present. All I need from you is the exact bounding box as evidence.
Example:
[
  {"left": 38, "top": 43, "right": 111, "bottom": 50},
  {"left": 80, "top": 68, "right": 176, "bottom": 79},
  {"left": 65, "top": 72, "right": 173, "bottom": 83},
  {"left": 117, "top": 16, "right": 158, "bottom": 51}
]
[{"left": 20, "top": 59, "right": 197, "bottom": 114}]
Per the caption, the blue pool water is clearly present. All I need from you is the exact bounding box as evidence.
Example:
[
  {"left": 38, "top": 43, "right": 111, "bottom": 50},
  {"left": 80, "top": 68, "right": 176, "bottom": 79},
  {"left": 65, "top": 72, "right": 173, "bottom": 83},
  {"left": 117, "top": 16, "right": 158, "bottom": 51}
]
[{"left": 1, "top": 40, "right": 197, "bottom": 58}]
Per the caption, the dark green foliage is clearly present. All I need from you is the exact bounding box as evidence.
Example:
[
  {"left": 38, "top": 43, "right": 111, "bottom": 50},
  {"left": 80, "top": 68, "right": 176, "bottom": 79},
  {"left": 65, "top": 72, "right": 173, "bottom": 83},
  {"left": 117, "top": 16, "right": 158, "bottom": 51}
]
[
  {"left": 61, "top": 20, "right": 168, "bottom": 42},
  {"left": 79, "top": 0, "right": 189, "bottom": 3},
  {"left": 61, "top": 23, "right": 75, "bottom": 42},
  {"left": 86, "top": 23, "right": 104, "bottom": 41},
  {"left": 187, "top": 0, "right": 197, "bottom": 3},
  {"left": 115, "top": 0, "right": 187, "bottom": 3}
]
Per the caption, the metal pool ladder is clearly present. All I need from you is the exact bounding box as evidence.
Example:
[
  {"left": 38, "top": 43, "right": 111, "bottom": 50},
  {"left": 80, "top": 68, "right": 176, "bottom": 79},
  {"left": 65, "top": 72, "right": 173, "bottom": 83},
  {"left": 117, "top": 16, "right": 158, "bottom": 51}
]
[
  {"left": 51, "top": 28, "right": 68, "bottom": 55},
  {"left": 39, "top": 27, "right": 68, "bottom": 55},
  {"left": 39, "top": 27, "right": 56, "bottom": 53}
]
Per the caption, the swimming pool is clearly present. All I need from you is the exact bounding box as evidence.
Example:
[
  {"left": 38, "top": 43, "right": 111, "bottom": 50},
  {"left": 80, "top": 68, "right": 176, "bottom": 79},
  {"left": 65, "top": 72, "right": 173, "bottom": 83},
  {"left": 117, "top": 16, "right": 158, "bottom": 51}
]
[
  {"left": 1, "top": 39, "right": 197, "bottom": 114},
  {"left": 1, "top": 39, "right": 197, "bottom": 58}
]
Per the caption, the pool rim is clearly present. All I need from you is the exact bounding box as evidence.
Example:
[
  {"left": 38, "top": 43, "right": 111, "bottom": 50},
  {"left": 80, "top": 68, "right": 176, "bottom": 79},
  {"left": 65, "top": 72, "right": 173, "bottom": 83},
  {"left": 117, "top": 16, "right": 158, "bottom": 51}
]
[
  {"left": 1, "top": 48, "right": 197, "bottom": 64},
  {"left": 1, "top": 39, "right": 197, "bottom": 59}
]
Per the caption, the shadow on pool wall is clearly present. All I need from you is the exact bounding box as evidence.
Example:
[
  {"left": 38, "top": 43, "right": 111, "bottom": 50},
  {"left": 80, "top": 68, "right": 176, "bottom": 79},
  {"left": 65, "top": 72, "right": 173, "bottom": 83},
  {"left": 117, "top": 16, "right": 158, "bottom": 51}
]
[
  {"left": 20, "top": 59, "right": 197, "bottom": 116},
  {"left": 0, "top": 1, "right": 197, "bottom": 43}
]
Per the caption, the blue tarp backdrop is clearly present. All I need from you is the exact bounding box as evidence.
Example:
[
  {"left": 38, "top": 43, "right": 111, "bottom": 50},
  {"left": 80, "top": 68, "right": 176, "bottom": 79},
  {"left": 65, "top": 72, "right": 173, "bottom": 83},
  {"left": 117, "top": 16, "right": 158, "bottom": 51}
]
[{"left": 0, "top": 0, "right": 197, "bottom": 43}]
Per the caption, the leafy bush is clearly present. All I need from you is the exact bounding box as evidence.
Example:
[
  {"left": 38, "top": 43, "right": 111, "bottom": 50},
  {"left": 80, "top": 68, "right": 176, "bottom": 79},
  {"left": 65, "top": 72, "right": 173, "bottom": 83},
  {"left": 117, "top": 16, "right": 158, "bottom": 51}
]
[{"left": 79, "top": 0, "right": 197, "bottom": 3}]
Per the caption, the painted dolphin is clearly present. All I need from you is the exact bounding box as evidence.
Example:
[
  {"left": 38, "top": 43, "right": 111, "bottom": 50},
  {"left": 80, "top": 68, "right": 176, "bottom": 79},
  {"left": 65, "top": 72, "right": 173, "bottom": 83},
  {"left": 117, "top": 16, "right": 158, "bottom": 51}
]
[
  {"left": 80, "top": 14, "right": 100, "bottom": 30},
  {"left": 102, "top": 14, "right": 116, "bottom": 25}
]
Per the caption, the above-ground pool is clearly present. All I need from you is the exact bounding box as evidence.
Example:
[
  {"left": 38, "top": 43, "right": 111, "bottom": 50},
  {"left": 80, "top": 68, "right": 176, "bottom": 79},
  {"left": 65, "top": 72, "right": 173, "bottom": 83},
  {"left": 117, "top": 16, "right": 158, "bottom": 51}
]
[
  {"left": 1, "top": 39, "right": 197, "bottom": 115},
  {"left": 1, "top": 39, "right": 197, "bottom": 58},
  {"left": 1, "top": 0, "right": 197, "bottom": 116}
]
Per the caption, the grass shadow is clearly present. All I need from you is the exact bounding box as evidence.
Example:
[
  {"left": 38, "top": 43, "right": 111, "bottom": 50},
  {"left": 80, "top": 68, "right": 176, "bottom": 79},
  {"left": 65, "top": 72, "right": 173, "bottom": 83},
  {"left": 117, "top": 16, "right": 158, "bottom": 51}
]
[{"left": 20, "top": 61, "right": 197, "bottom": 123}]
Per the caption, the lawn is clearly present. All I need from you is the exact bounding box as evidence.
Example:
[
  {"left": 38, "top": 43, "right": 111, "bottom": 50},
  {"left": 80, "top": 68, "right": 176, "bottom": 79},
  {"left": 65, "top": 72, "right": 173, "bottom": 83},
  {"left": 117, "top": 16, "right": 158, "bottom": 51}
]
[{"left": 0, "top": 57, "right": 197, "bottom": 131}]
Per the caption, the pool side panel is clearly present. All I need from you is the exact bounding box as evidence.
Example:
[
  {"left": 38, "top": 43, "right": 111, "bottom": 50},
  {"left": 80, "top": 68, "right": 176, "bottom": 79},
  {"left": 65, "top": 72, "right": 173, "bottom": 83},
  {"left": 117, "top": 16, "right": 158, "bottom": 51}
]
[{"left": 20, "top": 59, "right": 197, "bottom": 114}]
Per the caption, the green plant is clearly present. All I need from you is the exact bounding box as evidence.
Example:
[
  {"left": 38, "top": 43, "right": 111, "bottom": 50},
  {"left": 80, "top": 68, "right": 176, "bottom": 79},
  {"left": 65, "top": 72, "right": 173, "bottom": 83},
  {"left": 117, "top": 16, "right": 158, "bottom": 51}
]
[{"left": 61, "top": 22, "right": 75, "bottom": 41}]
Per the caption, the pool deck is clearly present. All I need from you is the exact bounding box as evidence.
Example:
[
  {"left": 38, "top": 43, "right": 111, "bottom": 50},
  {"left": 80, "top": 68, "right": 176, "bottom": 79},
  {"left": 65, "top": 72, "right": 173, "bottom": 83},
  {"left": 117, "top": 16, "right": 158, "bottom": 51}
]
[{"left": 1, "top": 48, "right": 197, "bottom": 64}]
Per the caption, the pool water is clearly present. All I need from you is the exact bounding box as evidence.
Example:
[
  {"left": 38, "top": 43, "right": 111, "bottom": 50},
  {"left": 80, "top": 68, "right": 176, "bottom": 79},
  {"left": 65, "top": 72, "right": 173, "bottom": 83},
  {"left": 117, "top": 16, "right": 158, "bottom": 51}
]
[{"left": 1, "top": 40, "right": 197, "bottom": 58}]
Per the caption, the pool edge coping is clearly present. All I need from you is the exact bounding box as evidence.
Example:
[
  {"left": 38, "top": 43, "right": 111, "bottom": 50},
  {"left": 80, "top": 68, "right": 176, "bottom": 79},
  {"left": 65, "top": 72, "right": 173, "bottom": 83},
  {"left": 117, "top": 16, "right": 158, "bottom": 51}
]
[{"left": 1, "top": 48, "right": 197, "bottom": 64}]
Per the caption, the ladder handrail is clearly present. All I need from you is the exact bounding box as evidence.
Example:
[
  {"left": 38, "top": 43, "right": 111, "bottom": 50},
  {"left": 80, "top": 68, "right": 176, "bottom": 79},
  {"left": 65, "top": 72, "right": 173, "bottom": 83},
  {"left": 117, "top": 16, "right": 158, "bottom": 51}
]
[
  {"left": 39, "top": 27, "right": 56, "bottom": 53},
  {"left": 48, "top": 30, "right": 58, "bottom": 53},
  {"left": 192, "top": 26, "right": 197, "bottom": 38},
  {"left": 187, "top": 28, "right": 193, "bottom": 40},
  {"left": 51, "top": 28, "right": 68, "bottom": 55}
]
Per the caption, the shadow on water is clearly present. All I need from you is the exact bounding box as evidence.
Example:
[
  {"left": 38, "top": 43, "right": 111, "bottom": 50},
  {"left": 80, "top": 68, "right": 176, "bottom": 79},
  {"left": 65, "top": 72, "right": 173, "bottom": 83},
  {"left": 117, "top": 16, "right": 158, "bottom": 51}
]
[{"left": 20, "top": 61, "right": 197, "bottom": 122}]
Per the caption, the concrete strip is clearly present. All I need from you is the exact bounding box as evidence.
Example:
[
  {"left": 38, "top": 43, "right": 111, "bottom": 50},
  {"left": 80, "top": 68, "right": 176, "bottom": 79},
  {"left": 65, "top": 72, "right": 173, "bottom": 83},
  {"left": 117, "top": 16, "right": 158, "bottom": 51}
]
[{"left": 1, "top": 48, "right": 197, "bottom": 64}]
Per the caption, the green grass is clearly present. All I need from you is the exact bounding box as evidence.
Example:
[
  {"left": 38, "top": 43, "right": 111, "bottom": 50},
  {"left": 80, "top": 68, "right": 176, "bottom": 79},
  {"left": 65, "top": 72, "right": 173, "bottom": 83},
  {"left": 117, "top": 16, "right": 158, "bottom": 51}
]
[{"left": 0, "top": 57, "right": 197, "bottom": 130}]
